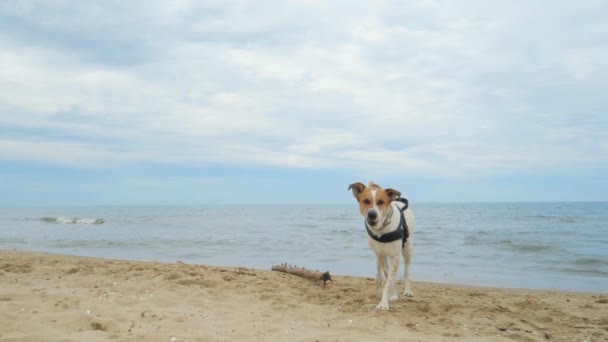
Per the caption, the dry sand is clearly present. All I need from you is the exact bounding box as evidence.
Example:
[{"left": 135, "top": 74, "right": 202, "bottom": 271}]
[{"left": 1, "top": 250, "right": 607, "bottom": 342}]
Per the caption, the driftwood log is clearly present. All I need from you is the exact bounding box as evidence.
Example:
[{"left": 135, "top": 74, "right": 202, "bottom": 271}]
[{"left": 271, "top": 263, "right": 332, "bottom": 287}]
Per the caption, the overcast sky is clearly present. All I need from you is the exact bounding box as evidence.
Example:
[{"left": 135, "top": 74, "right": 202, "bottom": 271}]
[{"left": 1, "top": 1, "right": 607, "bottom": 205}]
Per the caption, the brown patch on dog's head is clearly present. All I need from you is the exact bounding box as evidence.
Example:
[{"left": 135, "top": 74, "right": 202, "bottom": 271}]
[{"left": 348, "top": 181, "right": 401, "bottom": 228}]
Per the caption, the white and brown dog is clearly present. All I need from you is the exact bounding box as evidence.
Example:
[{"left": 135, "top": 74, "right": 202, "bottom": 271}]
[{"left": 348, "top": 181, "right": 415, "bottom": 310}]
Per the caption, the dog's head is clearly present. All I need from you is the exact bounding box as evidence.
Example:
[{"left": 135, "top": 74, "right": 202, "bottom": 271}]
[{"left": 348, "top": 181, "right": 401, "bottom": 230}]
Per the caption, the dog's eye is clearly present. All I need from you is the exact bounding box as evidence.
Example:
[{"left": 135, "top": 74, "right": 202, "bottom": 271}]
[
  {"left": 377, "top": 200, "right": 385, "bottom": 206},
  {"left": 362, "top": 199, "right": 371, "bottom": 205}
]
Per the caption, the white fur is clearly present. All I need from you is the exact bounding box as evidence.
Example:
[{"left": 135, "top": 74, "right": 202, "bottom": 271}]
[
  {"left": 370, "top": 189, "right": 378, "bottom": 216},
  {"left": 366, "top": 200, "right": 416, "bottom": 310}
]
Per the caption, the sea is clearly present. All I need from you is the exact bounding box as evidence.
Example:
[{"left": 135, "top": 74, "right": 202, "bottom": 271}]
[{"left": 1, "top": 202, "right": 607, "bottom": 293}]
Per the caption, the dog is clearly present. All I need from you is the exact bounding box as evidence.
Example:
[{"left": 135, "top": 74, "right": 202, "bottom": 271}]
[{"left": 348, "top": 181, "right": 416, "bottom": 310}]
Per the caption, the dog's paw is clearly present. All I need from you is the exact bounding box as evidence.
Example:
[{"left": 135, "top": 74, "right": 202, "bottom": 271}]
[
  {"left": 389, "top": 292, "right": 399, "bottom": 301},
  {"left": 375, "top": 302, "right": 390, "bottom": 310},
  {"left": 403, "top": 289, "right": 414, "bottom": 297}
]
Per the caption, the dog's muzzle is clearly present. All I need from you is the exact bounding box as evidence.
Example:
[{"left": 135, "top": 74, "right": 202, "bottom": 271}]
[{"left": 366, "top": 210, "right": 379, "bottom": 227}]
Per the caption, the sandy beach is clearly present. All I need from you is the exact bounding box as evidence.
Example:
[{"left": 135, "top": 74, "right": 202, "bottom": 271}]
[{"left": 1, "top": 250, "right": 606, "bottom": 342}]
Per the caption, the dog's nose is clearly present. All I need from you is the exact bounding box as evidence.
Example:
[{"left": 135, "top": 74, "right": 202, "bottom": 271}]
[{"left": 367, "top": 210, "right": 378, "bottom": 221}]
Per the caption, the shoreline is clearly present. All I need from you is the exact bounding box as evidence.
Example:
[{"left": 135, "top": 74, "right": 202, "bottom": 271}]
[
  {"left": 4, "top": 248, "right": 606, "bottom": 295},
  {"left": 1, "top": 250, "right": 607, "bottom": 341},
  {"left": 9, "top": 249, "right": 608, "bottom": 296},
  {"left": 5, "top": 249, "right": 604, "bottom": 294}
]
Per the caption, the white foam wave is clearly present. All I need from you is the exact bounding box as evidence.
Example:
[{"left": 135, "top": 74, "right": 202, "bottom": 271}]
[{"left": 41, "top": 217, "right": 105, "bottom": 225}]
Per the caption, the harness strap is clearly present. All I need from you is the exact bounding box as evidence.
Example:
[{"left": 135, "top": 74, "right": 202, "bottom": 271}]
[
  {"left": 397, "top": 198, "right": 409, "bottom": 246},
  {"left": 365, "top": 198, "right": 410, "bottom": 247}
]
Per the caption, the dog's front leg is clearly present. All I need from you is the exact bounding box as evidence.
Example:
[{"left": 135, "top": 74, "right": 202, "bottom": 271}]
[{"left": 376, "top": 255, "right": 400, "bottom": 310}]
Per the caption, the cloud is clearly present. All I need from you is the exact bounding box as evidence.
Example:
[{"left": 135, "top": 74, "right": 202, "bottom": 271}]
[{"left": 0, "top": 0, "right": 606, "bottom": 181}]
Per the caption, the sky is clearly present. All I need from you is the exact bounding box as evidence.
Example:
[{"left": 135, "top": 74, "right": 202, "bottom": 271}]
[{"left": 0, "top": 1, "right": 607, "bottom": 206}]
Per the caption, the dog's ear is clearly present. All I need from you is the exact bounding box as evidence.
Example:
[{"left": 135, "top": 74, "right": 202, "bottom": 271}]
[
  {"left": 384, "top": 188, "right": 401, "bottom": 201},
  {"left": 348, "top": 182, "right": 366, "bottom": 199}
]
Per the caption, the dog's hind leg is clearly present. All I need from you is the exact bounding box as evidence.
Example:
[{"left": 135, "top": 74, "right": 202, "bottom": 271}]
[{"left": 402, "top": 241, "right": 414, "bottom": 297}]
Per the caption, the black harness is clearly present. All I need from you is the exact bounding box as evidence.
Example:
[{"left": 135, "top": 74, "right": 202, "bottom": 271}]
[{"left": 365, "top": 198, "right": 410, "bottom": 247}]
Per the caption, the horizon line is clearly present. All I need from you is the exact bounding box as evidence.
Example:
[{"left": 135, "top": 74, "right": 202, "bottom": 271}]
[{"left": 1, "top": 200, "right": 607, "bottom": 208}]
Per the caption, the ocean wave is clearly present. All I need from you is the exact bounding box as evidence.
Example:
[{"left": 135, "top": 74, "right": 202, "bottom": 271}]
[
  {"left": 464, "top": 237, "right": 560, "bottom": 253},
  {"left": 47, "top": 239, "right": 149, "bottom": 249},
  {"left": 498, "top": 240, "right": 557, "bottom": 253},
  {"left": 545, "top": 266, "right": 608, "bottom": 277},
  {"left": 524, "top": 215, "right": 576, "bottom": 223},
  {"left": 329, "top": 229, "right": 352, "bottom": 235},
  {"left": 0, "top": 237, "right": 27, "bottom": 244},
  {"left": 574, "top": 258, "right": 608, "bottom": 267},
  {"left": 324, "top": 217, "right": 351, "bottom": 221},
  {"left": 291, "top": 223, "right": 320, "bottom": 228},
  {"left": 462, "top": 235, "right": 487, "bottom": 245},
  {"left": 40, "top": 217, "right": 105, "bottom": 225}
]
